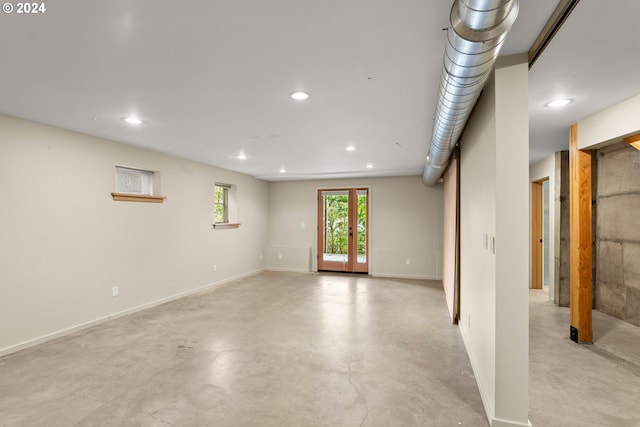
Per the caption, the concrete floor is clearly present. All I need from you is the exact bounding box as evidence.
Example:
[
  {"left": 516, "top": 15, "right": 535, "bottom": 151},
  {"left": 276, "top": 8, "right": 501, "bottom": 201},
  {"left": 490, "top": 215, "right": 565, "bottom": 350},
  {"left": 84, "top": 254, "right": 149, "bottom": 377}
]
[
  {"left": 529, "top": 290, "right": 640, "bottom": 427},
  {"left": 0, "top": 272, "right": 487, "bottom": 426},
  {"left": 1, "top": 273, "right": 639, "bottom": 426}
]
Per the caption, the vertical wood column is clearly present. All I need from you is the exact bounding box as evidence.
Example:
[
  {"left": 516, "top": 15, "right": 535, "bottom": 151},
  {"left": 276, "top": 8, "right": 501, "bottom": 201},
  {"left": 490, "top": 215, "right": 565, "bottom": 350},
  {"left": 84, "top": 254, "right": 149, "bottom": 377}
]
[{"left": 569, "top": 123, "right": 593, "bottom": 343}]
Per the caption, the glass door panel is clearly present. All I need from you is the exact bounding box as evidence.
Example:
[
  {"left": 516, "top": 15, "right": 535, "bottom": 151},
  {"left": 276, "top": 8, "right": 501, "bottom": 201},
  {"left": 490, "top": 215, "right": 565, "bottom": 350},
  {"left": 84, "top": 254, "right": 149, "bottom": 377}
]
[
  {"left": 323, "top": 190, "right": 349, "bottom": 268},
  {"left": 353, "top": 189, "right": 368, "bottom": 273}
]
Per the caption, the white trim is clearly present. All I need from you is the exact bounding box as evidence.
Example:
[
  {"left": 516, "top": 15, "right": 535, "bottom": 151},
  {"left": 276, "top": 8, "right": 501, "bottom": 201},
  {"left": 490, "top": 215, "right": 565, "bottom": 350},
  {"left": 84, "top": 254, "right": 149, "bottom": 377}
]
[
  {"left": 458, "top": 326, "right": 532, "bottom": 427},
  {"left": 265, "top": 267, "right": 311, "bottom": 274},
  {"left": 107, "top": 268, "right": 263, "bottom": 320},
  {"left": 267, "top": 245, "right": 314, "bottom": 249},
  {"left": 492, "top": 418, "right": 533, "bottom": 427},
  {"left": 1, "top": 315, "right": 111, "bottom": 358},
  {"left": 0, "top": 269, "right": 264, "bottom": 357},
  {"left": 459, "top": 324, "right": 495, "bottom": 426},
  {"left": 371, "top": 273, "right": 442, "bottom": 281}
]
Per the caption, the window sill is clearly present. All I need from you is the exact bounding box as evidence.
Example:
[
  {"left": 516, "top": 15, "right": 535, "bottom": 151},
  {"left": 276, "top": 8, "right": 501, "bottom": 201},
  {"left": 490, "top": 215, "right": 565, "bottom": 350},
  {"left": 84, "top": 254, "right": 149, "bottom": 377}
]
[
  {"left": 111, "top": 193, "right": 166, "bottom": 203},
  {"left": 213, "top": 223, "right": 241, "bottom": 230}
]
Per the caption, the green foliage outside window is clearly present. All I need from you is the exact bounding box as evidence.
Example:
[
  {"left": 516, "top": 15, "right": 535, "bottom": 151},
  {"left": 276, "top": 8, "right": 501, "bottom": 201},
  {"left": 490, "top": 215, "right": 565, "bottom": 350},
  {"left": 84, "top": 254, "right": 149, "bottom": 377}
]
[
  {"left": 324, "top": 193, "right": 367, "bottom": 255},
  {"left": 357, "top": 193, "right": 367, "bottom": 255},
  {"left": 215, "top": 185, "right": 228, "bottom": 223}
]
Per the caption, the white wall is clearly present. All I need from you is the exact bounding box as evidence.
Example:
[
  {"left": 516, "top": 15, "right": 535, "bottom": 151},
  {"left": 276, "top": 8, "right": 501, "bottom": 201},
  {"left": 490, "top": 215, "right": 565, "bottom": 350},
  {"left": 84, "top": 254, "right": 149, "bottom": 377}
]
[
  {"left": 459, "top": 55, "right": 531, "bottom": 427},
  {"left": 268, "top": 176, "right": 443, "bottom": 279},
  {"left": 530, "top": 154, "right": 556, "bottom": 300},
  {"left": 578, "top": 92, "right": 640, "bottom": 149},
  {"left": 0, "top": 114, "right": 269, "bottom": 355},
  {"left": 459, "top": 72, "right": 497, "bottom": 421}
]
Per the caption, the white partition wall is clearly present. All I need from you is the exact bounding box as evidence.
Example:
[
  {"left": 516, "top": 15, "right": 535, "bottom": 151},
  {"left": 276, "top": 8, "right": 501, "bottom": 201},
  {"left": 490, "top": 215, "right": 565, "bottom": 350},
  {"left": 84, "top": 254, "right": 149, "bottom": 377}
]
[{"left": 458, "top": 55, "right": 531, "bottom": 427}]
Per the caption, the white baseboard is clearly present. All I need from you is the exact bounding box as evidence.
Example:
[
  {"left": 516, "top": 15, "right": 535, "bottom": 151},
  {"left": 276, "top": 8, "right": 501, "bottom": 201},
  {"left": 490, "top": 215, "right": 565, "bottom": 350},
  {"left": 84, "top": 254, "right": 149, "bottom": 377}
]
[
  {"left": 371, "top": 272, "right": 442, "bottom": 280},
  {"left": 0, "top": 269, "right": 264, "bottom": 358},
  {"left": 107, "top": 268, "right": 264, "bottom": 321},
  {"left": 0, "top": 315, "right": 112, "bottom": 359},
  {"left": 265, "top": 270, "right": 440, "bottom": 281},
  {"left": 492, "top": 418, "right": 533, "bottom": 427},
  {"left": 459, "top": 325, "right": 533, "bottom": 427},
  {"left": 265, "top": 267, "right": 311, "bottom": 274},
  {"left": 459, "top": 324, "right": 494, "bottom": 426}
]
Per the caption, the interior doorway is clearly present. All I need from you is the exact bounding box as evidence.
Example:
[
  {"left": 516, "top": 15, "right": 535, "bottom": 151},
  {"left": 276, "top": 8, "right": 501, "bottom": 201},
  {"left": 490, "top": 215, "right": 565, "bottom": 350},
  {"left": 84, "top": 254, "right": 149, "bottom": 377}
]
[
  {"left": 317, "top": 188, "right": 368, "bottom": 273},
  {"left": 531, "top": 178, "right": 550, "bottom": 290}
]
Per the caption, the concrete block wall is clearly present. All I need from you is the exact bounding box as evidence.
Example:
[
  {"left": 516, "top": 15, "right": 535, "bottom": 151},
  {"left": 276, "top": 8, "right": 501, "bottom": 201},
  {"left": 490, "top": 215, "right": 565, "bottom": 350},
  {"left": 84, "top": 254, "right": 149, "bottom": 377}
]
[
  {"left": 596, "top": 141, "right": 640, "bottom": 326},
  {"left": 554, "top": 151, "right": 570, "bottom": 307}
]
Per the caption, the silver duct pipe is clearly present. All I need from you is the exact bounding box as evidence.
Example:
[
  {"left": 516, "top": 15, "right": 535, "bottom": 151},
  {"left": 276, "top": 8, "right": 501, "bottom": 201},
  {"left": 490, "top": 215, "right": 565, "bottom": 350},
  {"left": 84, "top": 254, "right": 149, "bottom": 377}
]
[{"left": 422, "top": 0, "right": 519, "bottom": 186}]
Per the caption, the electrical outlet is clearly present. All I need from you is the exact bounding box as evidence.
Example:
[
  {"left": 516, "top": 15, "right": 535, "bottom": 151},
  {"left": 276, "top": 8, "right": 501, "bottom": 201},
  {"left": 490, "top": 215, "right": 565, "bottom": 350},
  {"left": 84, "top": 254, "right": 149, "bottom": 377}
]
[
  {"left": 213, "top": 264, "right": 217, "bottom": 272},
  {"left": 259, "top": 254, "right": 263, "bottom": 260},
  {"left": 301, "top": 222, "right": 306, "bottom": 229},
  {"left": 112, "top": 286, "right": 119, "bottom": 297},
  {"left": 278, "top": 253, "right": 282, "bottom": 260},
  {"left": 468, "top": 314, "right": 471, "bottom": 328},
  {"left": 405, "top": 258, "right": 411, "bottom": 265}
]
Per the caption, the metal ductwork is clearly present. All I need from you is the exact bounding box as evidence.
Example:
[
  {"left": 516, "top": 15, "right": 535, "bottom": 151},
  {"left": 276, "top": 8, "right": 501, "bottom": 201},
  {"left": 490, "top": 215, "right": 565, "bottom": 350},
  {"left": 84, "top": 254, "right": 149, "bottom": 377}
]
[{"left": 422, "top": 0, "right": 519, "bottom": 186}]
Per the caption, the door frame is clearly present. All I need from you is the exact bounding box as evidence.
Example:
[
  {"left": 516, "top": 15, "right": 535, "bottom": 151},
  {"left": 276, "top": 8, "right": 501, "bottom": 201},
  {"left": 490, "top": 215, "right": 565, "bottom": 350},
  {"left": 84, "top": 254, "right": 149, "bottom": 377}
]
[
  {"left": 317, "top": 187, "right": 369, "bottom": 273},
  {"left": 531, "top": 178, "right": 548, "bottom": 289}
]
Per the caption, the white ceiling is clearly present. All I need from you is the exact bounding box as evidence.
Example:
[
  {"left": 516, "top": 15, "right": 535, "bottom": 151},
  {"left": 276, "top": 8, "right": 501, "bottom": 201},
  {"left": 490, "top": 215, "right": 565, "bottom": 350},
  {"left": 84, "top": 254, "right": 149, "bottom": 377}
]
[
  {"left": 529, "top": 0, "right": 640, "bottom": 162},
  {"left": 1, "top": 1, "right": 639, "bottom": 181}
]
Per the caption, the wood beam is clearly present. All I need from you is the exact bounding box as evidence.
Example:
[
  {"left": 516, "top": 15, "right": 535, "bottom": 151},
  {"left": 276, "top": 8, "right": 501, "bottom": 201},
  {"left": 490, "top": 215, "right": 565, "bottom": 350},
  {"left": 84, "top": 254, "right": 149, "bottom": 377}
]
[
  {"left": 569, "top": 124, "right": 593, "bottom": 343},
  {"left": 625, "top": 133, "right": 640, "bottom": 151}
]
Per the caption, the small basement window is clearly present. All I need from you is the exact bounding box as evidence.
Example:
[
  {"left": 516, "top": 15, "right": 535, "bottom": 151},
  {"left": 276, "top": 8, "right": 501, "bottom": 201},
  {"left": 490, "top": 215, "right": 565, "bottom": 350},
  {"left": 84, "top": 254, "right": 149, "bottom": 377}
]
[
  {"left": 215, "top": 183, "right": 230, "bottom": 223},
  {"left": 213, "top": 183, "right": 240, "bottom": 229},
  {"left": 112, "top": 166, "right": 165, "bottom": 203},
  {"left": 116, "top": 166, "right": 153, "bottom": 194}
]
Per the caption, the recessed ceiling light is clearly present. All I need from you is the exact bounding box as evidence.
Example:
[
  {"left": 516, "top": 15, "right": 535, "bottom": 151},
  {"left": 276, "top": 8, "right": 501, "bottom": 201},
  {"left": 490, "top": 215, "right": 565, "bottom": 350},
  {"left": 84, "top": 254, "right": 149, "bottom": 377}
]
[
  {"left": 366, "top": 163, "right": 373, "bottom": 169},
  {"left": 290, "top": 91, "right": 310, "bottom": 101},
  {"left": 237, "top": 153, "right": 247, "bottom": 160},
  {"left": 545, "top": 98, "right": 574, "bottom": 108},
  {"left": 346, "top": 146, "right": 357, "bottom": 152},
  {"left": 279, "top": 167, "right": 286, "bottom": 173},
  {"left": 124, "top": 116, "right": 143, "bottom": 125}
]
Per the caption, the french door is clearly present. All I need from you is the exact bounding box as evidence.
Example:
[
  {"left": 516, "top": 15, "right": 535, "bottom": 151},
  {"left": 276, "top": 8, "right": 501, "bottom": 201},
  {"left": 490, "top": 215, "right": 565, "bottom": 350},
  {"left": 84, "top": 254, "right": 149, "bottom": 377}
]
[{"left": 317, "top": 188, "right": 368, "bottom": 273}]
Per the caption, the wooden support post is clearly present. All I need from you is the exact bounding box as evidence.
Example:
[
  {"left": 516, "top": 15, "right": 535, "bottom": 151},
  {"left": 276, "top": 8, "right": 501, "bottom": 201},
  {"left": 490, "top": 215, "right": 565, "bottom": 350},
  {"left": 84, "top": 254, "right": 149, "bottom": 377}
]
[{"left": 569, "top": 124, "right": 593, "bottom": 343}]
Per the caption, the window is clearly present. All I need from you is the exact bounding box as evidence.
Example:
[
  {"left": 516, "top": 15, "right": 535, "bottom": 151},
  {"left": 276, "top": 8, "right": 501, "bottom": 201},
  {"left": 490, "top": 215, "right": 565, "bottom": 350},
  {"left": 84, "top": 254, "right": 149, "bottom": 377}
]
[
  {"left": 115, "top": 166, "right": 153, "bottom": 194},
  {"left": 215, "top": 183, "right": 230, "bottom": 223},
  {"left": 112, "top": 166, "right": 165, "bottom": 203},
  {"left": 213, "top": 183, "right": 240, "bottom": 229}
]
